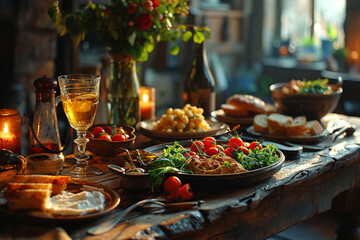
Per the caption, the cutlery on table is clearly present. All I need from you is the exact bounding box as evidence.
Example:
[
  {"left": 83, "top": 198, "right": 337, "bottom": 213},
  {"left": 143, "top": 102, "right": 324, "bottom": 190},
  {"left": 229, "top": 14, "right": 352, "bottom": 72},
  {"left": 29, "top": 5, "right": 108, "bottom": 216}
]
[
  {"left": 87, "top": 199, "right": 204, "bottom": 235},
  {"left": 285, "top": 125, "right": 356, "bottom": 151}
]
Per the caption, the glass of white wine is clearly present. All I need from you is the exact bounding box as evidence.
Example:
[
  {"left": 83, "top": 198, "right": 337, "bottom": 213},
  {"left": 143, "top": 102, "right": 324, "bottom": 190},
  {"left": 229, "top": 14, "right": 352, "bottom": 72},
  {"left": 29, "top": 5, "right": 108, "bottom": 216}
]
[{"left": 58, "top": 74, "right": 101, "bottom": 177}]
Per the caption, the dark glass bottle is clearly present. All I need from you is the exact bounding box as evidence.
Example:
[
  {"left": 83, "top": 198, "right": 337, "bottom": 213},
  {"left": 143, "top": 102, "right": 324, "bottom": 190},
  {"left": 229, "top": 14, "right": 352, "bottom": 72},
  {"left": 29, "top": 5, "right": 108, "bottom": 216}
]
[
  {"left": 183, "top": 42, "right": 216, "bottom": 117},
  {"left": 29, "top": 75, "right": 61, "bottom": 154}
]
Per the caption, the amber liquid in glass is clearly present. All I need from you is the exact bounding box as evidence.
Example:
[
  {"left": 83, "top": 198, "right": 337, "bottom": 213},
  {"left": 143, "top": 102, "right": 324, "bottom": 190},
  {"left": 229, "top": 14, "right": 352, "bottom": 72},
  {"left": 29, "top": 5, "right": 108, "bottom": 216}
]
[{"left": 61, "top": 93, "right": 99, "bottom": 131}]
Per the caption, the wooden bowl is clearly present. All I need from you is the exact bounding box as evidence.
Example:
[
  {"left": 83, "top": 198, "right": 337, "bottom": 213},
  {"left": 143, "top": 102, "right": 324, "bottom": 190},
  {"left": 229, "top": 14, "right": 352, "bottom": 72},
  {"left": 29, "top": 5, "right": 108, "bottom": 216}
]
[
  {"left": 87, "top": 124, "right": 136, "bottom": 156},
  {"left": 270, "top": 82, "right": 342, "bottom": 120}
]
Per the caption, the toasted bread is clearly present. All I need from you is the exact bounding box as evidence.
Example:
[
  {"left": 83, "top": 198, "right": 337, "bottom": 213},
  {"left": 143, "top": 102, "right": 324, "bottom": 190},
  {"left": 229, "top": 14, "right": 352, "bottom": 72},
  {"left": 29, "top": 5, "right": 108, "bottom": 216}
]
[
  {"left": 267, "top": 113, "right": 293, "bottom": 135},
  {"left": 5, "top": 189, "right": 50, "bottom": 211},
  {"left": 14, "top": 175, "right": 70, "bottom": 195},
  {"left": 7, "top": 183, "right": 52, "bottom": 192},
  {"left": 226, "top": 94, "right": 266, "bottom": 114},
  {"left": 221, "top": 104, "right": 250, "bottom": 117},
  {"left": 306, "top": 120, "right": 324, "bottom": 135},
  {"left": 286, "top": 116, "right": 307, "bottom": 136},
  {"left": 253, "top": 114, "right": 268, "bottom": 134}
]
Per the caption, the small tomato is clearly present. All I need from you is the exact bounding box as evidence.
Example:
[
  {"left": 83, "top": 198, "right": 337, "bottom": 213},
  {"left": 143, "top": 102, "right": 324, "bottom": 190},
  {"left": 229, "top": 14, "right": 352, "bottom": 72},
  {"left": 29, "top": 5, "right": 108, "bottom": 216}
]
[
  {"left": 113, "top": 134, "right": 126, "bottom": 141},
  {"left": 92, "top": 126, "right": 105, "bottom": 137},
  {"left": 229, "top": 137, "right": 243, "bottom": 149},
  {"left": 224, "top": 147, "right": 235, "bottom": 157},
  {"left": 176, "top": 183, "right": 194, "bottom": 201},
  {"left": 99, "top": 134, "right": 112, "bottom": 141},
  {"left": 205, "top": 147, "right": 219, "bottom": 156},
  {"left": 190, "top": 141, "right": 205, "bottom": 153},
  {"left": 86, "top": 132, "right": 94, "bottom": 138},
  {"left": 202, "top": 137, "right": 216, "bottom": 150},
  {"left": 163, "top": 176, "right": 182, "bottom": 194}
]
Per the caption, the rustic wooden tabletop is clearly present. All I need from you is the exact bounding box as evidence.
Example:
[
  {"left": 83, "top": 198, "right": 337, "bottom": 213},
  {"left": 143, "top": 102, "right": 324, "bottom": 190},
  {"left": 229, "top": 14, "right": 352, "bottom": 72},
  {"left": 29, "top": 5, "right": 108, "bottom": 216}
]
[{"left": 1, "top": 113, "right": 360, "bottom": 240}]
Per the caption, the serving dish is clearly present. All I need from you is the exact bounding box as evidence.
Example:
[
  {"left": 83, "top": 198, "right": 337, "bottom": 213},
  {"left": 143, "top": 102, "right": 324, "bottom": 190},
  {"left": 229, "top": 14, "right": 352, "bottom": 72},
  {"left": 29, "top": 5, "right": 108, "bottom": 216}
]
[
  {"left": 136, "top": 119, "right": 229, "bottom": 142},
  {"left": 246, "top": 125, "right": 327, "bottom": 143},
  {"left": 87, "top": 124, "right": 136, "bottom": 156},
  {"left": 270, "top": 82, "right": 342, "bottom": 120},
  {"left": 211, "top": 109, "right": 253, "bottom": 129},
  {"left": 143, "top": 140, "right": 285, "bottom": 190},
  {"left": 0, "top": 178, "right": 120, "bottom": 224}
]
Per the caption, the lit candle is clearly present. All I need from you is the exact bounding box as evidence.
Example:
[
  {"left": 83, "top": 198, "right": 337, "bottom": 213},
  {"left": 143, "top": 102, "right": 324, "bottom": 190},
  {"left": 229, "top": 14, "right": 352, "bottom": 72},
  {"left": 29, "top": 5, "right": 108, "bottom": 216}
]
[
  {"left": 0, "top": 109, "right": 22, "bottom": 154},
  {"left": 139, "top": 87, "right": 155, "bottom": 121}
]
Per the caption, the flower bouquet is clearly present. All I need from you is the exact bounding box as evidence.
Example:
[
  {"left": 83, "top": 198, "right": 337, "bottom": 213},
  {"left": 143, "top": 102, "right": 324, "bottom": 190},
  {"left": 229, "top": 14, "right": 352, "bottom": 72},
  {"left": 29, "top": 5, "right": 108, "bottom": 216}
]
[{"left": 48, "top": 0, "right": 210, "bottom": 125}]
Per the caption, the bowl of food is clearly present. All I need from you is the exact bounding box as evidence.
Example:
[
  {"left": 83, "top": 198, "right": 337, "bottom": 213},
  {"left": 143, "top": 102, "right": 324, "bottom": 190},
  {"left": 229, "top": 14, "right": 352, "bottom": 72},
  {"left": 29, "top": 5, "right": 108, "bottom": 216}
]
[
  {"left": 86, "top": 124, "right": 136, "bottom": 156},
  {"left": 270, "top": 79, "right": 342, "bottom": 120}
]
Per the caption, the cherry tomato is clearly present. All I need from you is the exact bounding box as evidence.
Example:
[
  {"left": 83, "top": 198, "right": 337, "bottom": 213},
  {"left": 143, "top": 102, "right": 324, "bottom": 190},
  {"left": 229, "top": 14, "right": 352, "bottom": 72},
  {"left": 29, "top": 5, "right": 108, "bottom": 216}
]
[
  {"left": 190, "top": 141, "right": 205, "bottom": 153},
  {"left": 99, "top": 134, "right": 112, "bottom": 141},
  {"left": 248, "top": 141, "right": 262, "bottom": 150},
  {"left": 104, "top": 126, "right": 113, "bottom": 135},
  {"left": 166, "top": 191, "right": 178, "bottom": 202},
  {"left": 205, "top": 147, "right": 219, "bottom": 156},
  {"left": 238, "top": 146, "right": 249, "bottom": 155},
  {"left": 176, "top": 183, "right": 194, "bottom": 201},
  {"left": 163, "top": 176, "right": 182, "bottom": 194},
  {"left": 215, "top": 145, "right": 224, "bottom": 152},
  {"left": 92, "top": 126, "right": 105, "bottom": 137},
  {"left": 113, "top": 134, "right": 126, "bottom": 141},
  {"left": 202, "top": 137, "right": 216, "bottom": 150},
  {"left": 224, "top": 147, "right": 235, "bottom": 157},
  {"left": 86, "top": 132, "right": 94, "bottom": 138},
  {"left": 229, "top": 137, "right": 243, "bottom": 149},
  {"left": 184, "top": 151, "right": 197, "bottom": 159}
]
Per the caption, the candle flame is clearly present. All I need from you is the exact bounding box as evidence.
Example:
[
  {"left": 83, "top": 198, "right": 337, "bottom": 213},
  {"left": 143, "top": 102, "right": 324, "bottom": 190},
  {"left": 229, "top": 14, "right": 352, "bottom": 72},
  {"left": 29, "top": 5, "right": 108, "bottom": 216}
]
[
  {"left": 3, "top": 123, "right": 8, "bottom": 134},
  {"left": 142, "top": 93, "right": 149, "bottom": 103}
]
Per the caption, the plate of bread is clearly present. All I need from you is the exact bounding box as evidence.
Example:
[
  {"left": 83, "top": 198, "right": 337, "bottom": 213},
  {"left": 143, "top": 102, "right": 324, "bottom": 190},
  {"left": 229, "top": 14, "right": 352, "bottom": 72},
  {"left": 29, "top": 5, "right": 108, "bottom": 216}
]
[
  {"left": 247, "top": 113, "right": 327, "bottom": 143},
  {"left": 0, "top": 174, "right": 120, "bottom": 223},
  {"left": 213, "top": 94, "right": 277, "bottom": 129}
]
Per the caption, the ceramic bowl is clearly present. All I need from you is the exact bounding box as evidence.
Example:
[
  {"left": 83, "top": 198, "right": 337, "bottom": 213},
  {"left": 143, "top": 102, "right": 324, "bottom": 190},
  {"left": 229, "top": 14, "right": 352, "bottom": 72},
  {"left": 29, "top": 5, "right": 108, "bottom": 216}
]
[
  {"left": 87, "top": 124, "right": 136, "bottom": 156},
  {"left": 270, "top": 82, "right": 342, "bottom": 120}
]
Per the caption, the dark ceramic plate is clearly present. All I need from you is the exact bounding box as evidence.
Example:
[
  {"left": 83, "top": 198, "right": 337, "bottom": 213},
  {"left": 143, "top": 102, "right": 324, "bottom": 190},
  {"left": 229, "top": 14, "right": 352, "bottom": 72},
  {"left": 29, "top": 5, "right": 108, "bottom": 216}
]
[
  {"left": 143, "top": 140, "right": 285, "bottom": 190},
  {"left": 246, "top": 125, "right": 327, "bottom": 143},
  {"left": 136, "top": 119, "right": 229, "bottom": 142},
  {"left": 0, "top": 178, "right": 120, "bottom": 225}
]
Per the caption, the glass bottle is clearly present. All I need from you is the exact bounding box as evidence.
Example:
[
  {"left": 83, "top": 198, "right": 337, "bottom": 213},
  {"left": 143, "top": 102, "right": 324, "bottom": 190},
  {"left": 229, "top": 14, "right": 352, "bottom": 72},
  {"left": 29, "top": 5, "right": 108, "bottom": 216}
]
[
  {"left": 183, "top": 41, "right": 216, "bottom": 117},
  {"left": 28, "top": 75, "right": 61, "bottom": 154}
]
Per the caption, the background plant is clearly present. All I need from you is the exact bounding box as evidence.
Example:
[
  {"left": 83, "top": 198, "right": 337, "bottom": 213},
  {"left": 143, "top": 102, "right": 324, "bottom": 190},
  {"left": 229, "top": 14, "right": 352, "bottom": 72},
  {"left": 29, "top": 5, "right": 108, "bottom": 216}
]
[{"left": 48, "top": 0, "right": 211, "bottom": 62}]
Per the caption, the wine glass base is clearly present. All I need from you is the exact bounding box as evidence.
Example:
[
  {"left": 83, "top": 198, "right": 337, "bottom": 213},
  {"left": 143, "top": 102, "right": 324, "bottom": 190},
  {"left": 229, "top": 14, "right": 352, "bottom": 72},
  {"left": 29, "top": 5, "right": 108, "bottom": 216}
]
[{"left": 62, "top": 164, "right": 103, "bottom": 177}]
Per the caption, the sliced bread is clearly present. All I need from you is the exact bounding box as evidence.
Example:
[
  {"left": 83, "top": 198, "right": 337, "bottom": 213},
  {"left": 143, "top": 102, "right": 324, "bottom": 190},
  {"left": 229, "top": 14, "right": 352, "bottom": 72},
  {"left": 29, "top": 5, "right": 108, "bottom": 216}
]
[
  {"left": 306, "top": 120, "right": 324, "bottom": 135},
  {"left": 267, "top": 113, "right": 293, "bottom": 135},
  {"left": 14, "top": 175, "right": 71, "bottom": 195},
  {"left": 5, "top": 189, "right": 51, "bottom": 211},
  {"left": 253, "top": 114, "right": 268, "bottom": 134},
  {"left": 286, "top": 116, "right": 307, "bottom": 136},
  {"left": 221, "top": 104, "right": 250, "bottom": 117}
]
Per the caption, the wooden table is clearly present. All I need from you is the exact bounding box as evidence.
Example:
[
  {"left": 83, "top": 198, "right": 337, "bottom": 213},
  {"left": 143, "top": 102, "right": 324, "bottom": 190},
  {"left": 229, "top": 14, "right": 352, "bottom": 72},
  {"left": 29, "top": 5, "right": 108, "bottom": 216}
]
[{"left": 1, "top": 113, "right": 360, "bottom": 240}]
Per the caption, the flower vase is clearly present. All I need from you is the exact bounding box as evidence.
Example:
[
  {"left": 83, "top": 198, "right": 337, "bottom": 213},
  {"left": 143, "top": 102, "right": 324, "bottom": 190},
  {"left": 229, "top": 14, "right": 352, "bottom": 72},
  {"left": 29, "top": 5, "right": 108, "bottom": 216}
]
[{"left": 107, "top": 52, "right": 140, "bottom": 126}]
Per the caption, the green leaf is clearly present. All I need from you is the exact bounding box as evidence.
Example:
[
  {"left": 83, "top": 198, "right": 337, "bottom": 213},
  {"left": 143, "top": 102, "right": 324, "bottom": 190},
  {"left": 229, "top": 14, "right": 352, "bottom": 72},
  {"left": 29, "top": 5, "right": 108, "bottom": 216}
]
[
  {"left": 48, "top": 5, "right": 59, "bottom": 23},
  {"left": 144, "top": 41, "right": 154, "bottom": 52},
  {"left": 193, "top": 31, "right": 205, "bottom": 44},
  {"left": 182, "top": 31, "right": 192, "bottom": 42},
  {"left": 128, "top": 31, "right": 136, "bottom": 45},
  {"left": 173, "top": 30, "right": 182, "bottom": 39},
  {"left": 169, "top": 45, "right": 179, "bottom": 55},
  {"left": 137, "top": 50, "right": 148, "bottom": 62}
]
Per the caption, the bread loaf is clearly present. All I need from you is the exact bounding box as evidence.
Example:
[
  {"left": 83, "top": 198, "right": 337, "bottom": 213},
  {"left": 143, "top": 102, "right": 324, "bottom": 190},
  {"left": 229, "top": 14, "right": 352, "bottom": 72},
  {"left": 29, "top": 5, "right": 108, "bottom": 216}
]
[
  {"left": 5, "top": 189, "right": 51, "bottom": 211},
  {"left": 267, "top": 113, "right": 293, "bottom": 135},
  {"left": 222, "top": 94, "right": 266, "bottom": 117},
  {"left": 286, "top": 116, "right": 307, "bottom": 136},
  {"left": 253, "top": 114, "right": 268, "bottom": 134},
  {"left": 221, "top": 104, "right": 250, "bottom": 117}
]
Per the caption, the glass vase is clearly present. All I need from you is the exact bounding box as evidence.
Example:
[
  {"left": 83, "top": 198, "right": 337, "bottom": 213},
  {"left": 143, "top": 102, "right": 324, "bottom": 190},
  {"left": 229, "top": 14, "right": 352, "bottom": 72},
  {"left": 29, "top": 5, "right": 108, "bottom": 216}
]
[{"left": 107, "top": 52, "right": 140, "bottom": 126}]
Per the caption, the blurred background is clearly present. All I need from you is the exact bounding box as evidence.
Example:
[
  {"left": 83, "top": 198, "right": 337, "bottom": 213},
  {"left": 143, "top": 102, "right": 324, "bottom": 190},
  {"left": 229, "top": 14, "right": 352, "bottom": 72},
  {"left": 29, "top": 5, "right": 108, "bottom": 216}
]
[{"left": 0, "top": 0, "right": 359, "bottom": 146}]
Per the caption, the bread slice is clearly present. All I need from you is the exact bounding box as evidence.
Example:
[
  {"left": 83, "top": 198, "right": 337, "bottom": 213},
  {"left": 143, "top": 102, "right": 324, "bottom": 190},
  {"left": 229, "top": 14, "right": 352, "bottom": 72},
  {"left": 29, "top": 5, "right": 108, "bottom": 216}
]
[
  {"left": 221, "top": 104, "right": 250, "bottom": 117},
  {"left": 14, "top": 175, "right": 71, "bottom": 195},
  {"left": 267, "top": 113, "right": 293, "bottom": 135},
  {"left": 306, "top": 120, "right": 324, "bottom": 135},
  {"left": 286, "top": 116, "right": 307, "bottom": 136},
  {"left": 7, "top": 183, "right": 52, "bottom": 192},
  {"left": 5, "top": 189, "right": 51, "bottom": 211},
  {"left": 253, "top": 114, "right": 268, "bottom": 134}
]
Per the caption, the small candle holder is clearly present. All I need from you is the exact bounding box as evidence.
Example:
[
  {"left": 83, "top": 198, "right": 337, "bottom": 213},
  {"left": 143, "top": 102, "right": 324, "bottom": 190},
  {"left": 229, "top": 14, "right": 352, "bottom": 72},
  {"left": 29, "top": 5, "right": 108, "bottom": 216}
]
[
  {"left": 0, "top": 109, "right": 22, "bottom": 154},
  {"left": 139, "top": 86, "right": 155, "bottom": 121}
]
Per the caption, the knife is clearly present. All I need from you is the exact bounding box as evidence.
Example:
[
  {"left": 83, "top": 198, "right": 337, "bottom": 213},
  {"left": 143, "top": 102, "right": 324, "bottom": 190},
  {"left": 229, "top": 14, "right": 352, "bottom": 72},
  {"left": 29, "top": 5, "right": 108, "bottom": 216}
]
[{"left": 87, "top": 199, "right": 204, "bottom": 235}]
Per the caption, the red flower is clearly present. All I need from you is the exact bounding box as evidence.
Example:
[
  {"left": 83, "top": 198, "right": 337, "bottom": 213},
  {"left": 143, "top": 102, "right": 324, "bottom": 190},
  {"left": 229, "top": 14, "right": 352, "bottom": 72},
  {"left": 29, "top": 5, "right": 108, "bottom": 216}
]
[
  {"left": 152, "top": 0, "right": 160, "bottom": 10},
  {"left": 136, "top": 14, "right": 153, "bottom": 30},
  {"left": 127, "top": 3, "right": 137, "bottom": 14}
]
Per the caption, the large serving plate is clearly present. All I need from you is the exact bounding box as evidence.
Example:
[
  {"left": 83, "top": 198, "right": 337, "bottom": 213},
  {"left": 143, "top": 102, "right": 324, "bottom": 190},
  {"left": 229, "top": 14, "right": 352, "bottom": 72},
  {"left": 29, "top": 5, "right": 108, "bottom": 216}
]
[
  {"left": 143, "top": 140, "right": 285, "bottom": 190},
  {"left": 246, "top": 125, "right": 327, "bottom": 143},
  {"left": 137, "top": 119, "right": 229, "bottom": 142},
  {"left": 0, "top": 178, "right": 120, "bottom": 224}
]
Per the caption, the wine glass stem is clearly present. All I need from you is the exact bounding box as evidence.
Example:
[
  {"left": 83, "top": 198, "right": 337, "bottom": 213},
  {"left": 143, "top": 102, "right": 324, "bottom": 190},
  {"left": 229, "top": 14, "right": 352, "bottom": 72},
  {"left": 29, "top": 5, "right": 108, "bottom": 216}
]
[{"left": 74, "top": 131, "right": 90, "bottom": 163}]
